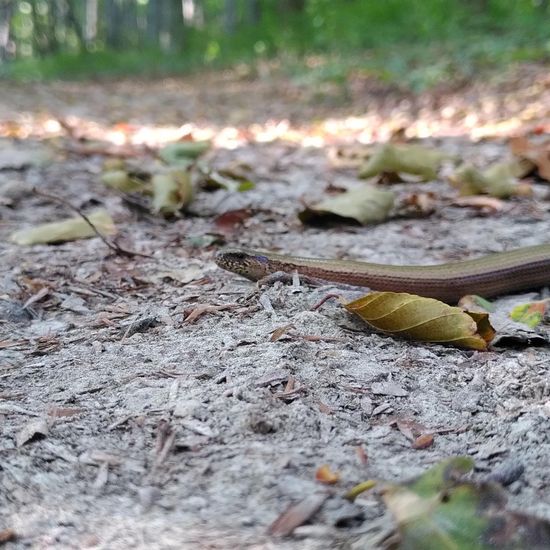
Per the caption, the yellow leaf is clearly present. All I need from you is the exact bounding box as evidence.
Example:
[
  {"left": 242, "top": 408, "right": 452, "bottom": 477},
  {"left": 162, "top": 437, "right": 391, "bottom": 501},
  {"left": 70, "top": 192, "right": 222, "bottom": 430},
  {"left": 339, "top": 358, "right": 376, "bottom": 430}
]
[
  {"left": 10, "top": 209, "right": 116, "bottom": 245},
  {"left": 298, "top": 186, "right": 394, "bottom": 226},
  {"left": 151, "top": 170, "right": 193, "bottom": 215},
  {"left": 345, "top": 292, "right": 495, "bottom": 350},
  {"left": 158, "top": 141, "right": 210, "bottom": 165},
  {"left": 359, "top": 143, "right": 448, "bottom": 181},
  {"left": 449, "top": 161, "right": 530, "bottom": 199},
  {"left": 101, "top": 170, "right": 146, "bottom": 192}
]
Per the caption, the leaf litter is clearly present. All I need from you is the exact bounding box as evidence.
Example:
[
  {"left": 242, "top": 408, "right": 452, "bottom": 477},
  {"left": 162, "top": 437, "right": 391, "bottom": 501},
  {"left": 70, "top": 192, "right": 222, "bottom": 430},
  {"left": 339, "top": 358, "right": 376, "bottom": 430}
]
[{"left": 1, "top": 66, "right": 550, "bottom": 549}]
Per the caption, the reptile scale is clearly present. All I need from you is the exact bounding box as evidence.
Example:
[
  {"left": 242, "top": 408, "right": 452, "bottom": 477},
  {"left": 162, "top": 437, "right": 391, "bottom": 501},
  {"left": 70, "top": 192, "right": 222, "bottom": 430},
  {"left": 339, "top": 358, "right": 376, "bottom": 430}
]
[{"left": 215, "top": 245, "right": 550, "bottom": 304}]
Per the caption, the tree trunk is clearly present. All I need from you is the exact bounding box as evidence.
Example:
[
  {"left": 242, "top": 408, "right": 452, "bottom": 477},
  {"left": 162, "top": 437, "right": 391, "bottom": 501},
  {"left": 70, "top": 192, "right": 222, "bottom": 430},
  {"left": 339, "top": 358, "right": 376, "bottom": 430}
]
[
  {"left": 246, "top": 0, "right": 260, "bottom": 25},
  {"left": 85, "top": 0, "right": 98, "bottom": 48},
  {"left": 224, "top": 0, "right": 238, "bottom": 34},
  {"left": 0, "top": 0, "right": 13, "bottom": 62}
]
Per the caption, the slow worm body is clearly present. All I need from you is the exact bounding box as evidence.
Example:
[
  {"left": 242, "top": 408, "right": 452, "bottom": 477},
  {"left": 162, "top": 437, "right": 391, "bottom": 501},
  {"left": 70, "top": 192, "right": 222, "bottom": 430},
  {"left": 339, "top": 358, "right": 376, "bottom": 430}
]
[{"left": 215, "top": 245, "right": 550, "bottom": 303}]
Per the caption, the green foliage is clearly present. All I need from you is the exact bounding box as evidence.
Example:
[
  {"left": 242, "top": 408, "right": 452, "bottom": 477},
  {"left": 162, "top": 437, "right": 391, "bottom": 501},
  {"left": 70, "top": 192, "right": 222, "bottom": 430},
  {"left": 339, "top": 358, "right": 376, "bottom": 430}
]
[{"left": 1, "top": 0, "right": 549, "bottom": 88}]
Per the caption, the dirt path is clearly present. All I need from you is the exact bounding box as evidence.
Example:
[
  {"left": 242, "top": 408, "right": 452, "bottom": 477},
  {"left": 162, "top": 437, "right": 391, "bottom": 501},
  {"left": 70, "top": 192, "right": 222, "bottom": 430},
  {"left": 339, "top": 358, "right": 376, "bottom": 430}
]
[{"left": 1, "top": 65, "right": 550, "bottom": 549}]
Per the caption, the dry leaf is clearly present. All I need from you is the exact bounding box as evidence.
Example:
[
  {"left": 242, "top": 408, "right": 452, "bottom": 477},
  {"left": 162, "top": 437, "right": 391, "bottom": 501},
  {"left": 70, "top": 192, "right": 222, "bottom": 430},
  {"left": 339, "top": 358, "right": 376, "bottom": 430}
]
[
  {"left": 0, "top": 528, "right": 16, "bottom": 544},
  {"left": 315, "top": 464, "right": 340, "bottom": 485},
  {"left": 101, "top": 169, "right": 147, "bottom": 192},
  {"left": 299, "top": 186, "right": 394, "bottom": 226},
  {"left": 10, "top": 209, "right": 116, "bottom": 245},
  {"left": 151, "top": 170, "right": 193, "bottom": 215},
  {"left": 158, "top": 140, "right": 210, "bottom": 166},
  {"left": 510, "top": 136, "right": 550, "bottom": 181},
  {"left": 267, "top": 493, "right": 328, "bottom": 536},
  {"left": 412, "top": 433, "right": 434, "bottom": 449},
  {"left": 451, "top": 195, "right": 506, "bottom": 212},
  {"left": 345, "top": 292, "right": 495, "bottom": 350},
  {"left": 449, "top": 161, "right": 529, "bottom": 198},
  {"left": 359, "top": 143, "right": 447, "bottom": 181}
]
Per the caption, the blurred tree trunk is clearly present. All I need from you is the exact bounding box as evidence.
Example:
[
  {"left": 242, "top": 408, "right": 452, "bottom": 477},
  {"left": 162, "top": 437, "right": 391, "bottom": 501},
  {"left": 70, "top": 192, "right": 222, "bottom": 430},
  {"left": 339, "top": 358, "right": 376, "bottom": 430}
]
[
  {"left": 31, "top": 0, "right": 56, "bottom": 56},
  {"left": 85, "top": 0, "right": 98, "bottom": 48},
  {"left": 246, "top": 0, "right": 261, "bottom": 25},
  {"left": 65, "top": 0, "right": 85, "bottom": 49},
  {"left": 147, "top": 0, "right": 160, "bottom": 46},
  {"left": 169, "top": 0, "right": 184, "bottom": 50},
  {"left": 282, "top": 0, "right": 305, "bottom": 12},
  {"left": 0, "top": 0, "right": 13, "bottom": 62},
  {"left": 105, "top": 0, "right": 123, "bottom": 49},
  {"left": 224, "top": 0, "right": 237, "bottom": 34}
]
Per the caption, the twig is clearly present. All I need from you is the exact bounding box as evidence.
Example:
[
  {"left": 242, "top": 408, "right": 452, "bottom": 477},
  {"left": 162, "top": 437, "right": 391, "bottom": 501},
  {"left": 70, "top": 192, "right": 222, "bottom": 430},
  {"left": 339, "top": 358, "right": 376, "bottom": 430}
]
[{"left": 33, "top": 188, "right": 151, "bottom": 258}]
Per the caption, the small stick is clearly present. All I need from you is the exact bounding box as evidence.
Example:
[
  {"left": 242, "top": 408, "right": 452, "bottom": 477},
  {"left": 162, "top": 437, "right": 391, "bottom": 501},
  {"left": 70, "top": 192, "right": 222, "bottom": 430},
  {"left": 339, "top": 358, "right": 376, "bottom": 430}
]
[{"left": 33, "top": 188, "right": 151, "bottom": 258}]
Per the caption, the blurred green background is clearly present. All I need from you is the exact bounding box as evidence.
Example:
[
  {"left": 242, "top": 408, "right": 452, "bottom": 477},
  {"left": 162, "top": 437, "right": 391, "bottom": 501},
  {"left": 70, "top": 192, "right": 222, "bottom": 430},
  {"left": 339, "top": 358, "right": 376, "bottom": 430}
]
[{"left": 1, "top": 0, "right": 549, "bottom": 88}]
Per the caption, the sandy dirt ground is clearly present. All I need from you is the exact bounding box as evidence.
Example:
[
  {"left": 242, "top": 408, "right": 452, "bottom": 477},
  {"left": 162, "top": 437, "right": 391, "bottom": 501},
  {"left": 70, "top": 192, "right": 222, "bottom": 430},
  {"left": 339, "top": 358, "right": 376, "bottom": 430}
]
[{"left": 1, "top": 65, "right": 550, "bottom": 549}]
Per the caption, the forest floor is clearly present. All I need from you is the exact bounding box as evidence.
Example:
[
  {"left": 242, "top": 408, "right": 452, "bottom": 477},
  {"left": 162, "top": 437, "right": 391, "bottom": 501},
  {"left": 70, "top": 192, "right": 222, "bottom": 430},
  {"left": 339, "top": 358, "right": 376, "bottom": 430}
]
[{"left": 1, "top": 63, "right": 550, "bottom": 549}]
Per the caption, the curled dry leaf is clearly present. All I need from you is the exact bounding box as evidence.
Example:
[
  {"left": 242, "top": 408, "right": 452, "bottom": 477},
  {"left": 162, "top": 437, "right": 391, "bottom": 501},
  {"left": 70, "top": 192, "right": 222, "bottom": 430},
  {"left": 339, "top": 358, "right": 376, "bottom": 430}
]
[
  {"left": 412, "top": 433, "right": 434, "bottom": 450},
  {"left": 359, "top": 143, "right": 448, "bottom": 181},
  {"left": 345, "top": 292, "right": 495, "bottom": 350},
  {"left": 298, "top": 186, "right": 394, "bottom": 226},
  {"left": 10, "top": 209, "right": 116, "bottom": 245},
  {"left": 449, "top": 161, "right": 531, "bottom": 198},
  {"left": 101, "top": 169, "right": 147, "bottom": 192},
  {"left": 267, "top": 493, "right": 328, "bottom": 537},
  {"left": 509, "top": 136, "right": 550, "bottom": 182},
  {"left": 151, "top": 170, "right": 193, "bottom": 215},
  {"left": 315, "top": 464, "right": 340, "bottom": 485}
]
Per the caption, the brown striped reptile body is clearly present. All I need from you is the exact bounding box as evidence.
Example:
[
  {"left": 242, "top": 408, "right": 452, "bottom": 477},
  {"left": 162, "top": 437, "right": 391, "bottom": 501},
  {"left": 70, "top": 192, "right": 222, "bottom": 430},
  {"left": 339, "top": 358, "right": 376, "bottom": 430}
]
[{"left": 215, "top": 245, "right": 550, "bottom": 303}]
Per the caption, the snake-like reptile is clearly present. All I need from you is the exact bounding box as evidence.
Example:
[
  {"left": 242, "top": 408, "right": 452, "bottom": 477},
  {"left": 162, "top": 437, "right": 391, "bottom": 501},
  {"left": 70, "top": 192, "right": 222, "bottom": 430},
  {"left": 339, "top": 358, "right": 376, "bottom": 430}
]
[{"left": 215, "top": 245, "right": 550, "bottom": 303}]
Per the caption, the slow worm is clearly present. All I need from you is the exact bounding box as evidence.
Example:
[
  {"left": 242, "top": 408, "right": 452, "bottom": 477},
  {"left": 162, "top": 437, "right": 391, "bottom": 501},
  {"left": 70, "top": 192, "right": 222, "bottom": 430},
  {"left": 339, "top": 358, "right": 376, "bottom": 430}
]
[{"left": 215, "top": 245, "right": 550, "bottom": 303}]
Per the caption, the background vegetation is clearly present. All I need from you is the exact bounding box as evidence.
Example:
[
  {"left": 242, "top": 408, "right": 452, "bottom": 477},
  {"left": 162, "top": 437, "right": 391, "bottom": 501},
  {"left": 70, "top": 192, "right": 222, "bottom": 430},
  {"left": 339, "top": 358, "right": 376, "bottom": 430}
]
[{"left": 1, "top": 0, "right": 549, "bottom": 88}]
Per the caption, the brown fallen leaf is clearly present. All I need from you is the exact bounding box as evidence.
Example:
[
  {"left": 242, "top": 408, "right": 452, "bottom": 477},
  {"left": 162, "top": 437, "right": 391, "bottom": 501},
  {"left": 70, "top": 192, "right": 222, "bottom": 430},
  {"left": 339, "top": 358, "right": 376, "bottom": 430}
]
[
  {"left": 214, "top": 208, "right": 256, "bottom": 235},
  {"left": 451, "top": 195, "right": 506, "bottom": 213},
  {"left": 267, "top": 493, "right": 328, "bottom": 537},
  {"left": 270, "top": 324, "right": 296, "bottom": 342},
  {"left": 510, "top": 136, "right": 550, "bottom": 181},
  {"left": 412, "top": 433, "right": 434, "bottom": 449},
  {"left": 47, "top": 406, "right": 85, "bottom": 418},
  {"left": 345, "top": 292, "right": 495, "bottom": 350},
  {"left": 183, "top": 303, "right": 240, "bottom": 324},
  {"left": 0, "top": 528, "right": 16, "bottom": 544},
  {"left": 315, "top": 464, "right": 340, "bottom": 485}
]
